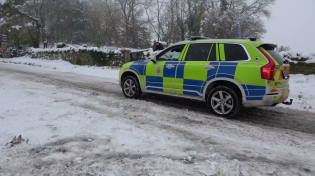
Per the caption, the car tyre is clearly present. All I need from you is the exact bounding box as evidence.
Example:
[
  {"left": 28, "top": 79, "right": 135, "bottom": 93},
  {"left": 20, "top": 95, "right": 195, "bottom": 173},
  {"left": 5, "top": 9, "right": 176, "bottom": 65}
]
[
  {"left": 207, "top": 86, "right": 242, "bottom": 118},
  {"left": 122, "top": 76, "right": 142, "bottom": 99}
]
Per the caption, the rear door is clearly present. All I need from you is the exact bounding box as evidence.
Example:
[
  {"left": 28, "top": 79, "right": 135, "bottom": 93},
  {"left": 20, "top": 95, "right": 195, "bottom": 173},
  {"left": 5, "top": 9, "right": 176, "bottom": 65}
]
[
  {"left": 145, "top": 44, "right": 186, "bottom": 93},
  {"left": 176, "top": 43, "right": 219, "bottom": 96},
  {"left": 218, "top": 43, "right": 266, "bottom": 99}
]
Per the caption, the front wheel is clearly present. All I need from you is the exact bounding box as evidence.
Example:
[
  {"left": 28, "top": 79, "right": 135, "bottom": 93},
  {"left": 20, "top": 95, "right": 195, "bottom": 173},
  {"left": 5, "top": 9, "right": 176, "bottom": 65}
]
[
  {"left": 122, "top": 76, "right": 142, "bottom": 99},
  {"left": 207, "top": 86, "right": 242, "bottom": 118}
]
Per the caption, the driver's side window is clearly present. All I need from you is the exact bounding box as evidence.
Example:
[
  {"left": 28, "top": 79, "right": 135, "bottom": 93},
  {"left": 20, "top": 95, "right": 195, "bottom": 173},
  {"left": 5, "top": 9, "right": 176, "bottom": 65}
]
[{"left": 156, "top": 45, "right": 186, "bottom": 61}]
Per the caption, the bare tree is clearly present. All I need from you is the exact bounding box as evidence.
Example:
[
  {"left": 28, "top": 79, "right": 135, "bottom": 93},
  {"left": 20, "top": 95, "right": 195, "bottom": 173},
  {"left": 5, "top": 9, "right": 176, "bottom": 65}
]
[
  {"left": 1, "top": 0, "right": 276, "bottom": 49},
  {"left": 202, "top": 0, "right": 275, "bottom": 39},
  {"left": 2, "top": 0, "right": 45, "bottom": 48}
]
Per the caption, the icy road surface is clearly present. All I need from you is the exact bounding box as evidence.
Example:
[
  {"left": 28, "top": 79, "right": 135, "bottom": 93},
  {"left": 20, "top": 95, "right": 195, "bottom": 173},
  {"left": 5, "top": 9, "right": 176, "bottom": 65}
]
[{"left": 1, "top": 63, "right": 315, "bottom": 176}]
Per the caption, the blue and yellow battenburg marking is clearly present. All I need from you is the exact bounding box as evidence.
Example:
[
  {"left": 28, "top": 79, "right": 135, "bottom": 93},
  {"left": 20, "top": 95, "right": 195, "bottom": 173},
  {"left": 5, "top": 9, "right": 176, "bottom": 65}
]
[{"left": 123, "top": 60, "right": 267, "bottom": 101}]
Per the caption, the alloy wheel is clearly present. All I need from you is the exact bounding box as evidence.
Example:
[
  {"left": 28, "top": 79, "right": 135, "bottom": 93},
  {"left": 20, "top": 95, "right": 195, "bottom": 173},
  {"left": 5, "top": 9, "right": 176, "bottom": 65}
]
[
  {"left": 210, "top": 91, "right": 234, "bottom": 115},
  {"left": 123, "top": 79, "right": 136, "bottom": 97}
]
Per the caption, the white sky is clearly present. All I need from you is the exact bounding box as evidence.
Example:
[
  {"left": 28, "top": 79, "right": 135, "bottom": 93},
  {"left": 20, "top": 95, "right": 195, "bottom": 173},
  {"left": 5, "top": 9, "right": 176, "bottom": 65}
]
[{"left": 263, "top": 0, "right": 315, "bottom": 52}]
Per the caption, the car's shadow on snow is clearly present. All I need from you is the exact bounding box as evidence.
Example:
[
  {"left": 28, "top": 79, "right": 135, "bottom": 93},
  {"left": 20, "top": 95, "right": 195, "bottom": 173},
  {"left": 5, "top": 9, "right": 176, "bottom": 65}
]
[
  {"left": 140, "top": 93, "right": 315, "bottom": 135},
  {"left": 140, "top": 93, "right": 209, "bottom": 113}
]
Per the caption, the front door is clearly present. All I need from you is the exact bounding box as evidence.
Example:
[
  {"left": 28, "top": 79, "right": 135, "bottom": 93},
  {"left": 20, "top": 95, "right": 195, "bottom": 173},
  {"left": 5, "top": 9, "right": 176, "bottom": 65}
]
[
  {"left": 176, "top": 43, "right": 219, "bottom": 96},
  {"left": 145, "top": 44, "right": 186, "bottom": 93}
]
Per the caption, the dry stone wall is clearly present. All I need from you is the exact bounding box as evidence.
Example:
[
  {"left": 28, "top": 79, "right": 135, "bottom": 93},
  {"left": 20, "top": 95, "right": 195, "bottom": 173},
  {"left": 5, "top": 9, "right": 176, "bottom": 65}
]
[
  {"left": 31, "top": 50, "right": 125, "bottom": 67},
  {"left": 289, "top": 62, "right": 315, "bottom": 75}
]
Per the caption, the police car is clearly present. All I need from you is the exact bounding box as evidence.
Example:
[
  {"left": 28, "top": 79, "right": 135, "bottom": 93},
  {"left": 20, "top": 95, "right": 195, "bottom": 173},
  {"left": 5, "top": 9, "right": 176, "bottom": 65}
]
[{"left": 119, "top": 37, "right": 292, "bottom": 118}]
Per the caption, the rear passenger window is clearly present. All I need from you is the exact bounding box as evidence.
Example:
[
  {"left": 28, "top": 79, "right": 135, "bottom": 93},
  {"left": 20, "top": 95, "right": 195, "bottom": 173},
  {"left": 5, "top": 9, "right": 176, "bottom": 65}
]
[
  {"left": 209, "top": 44, "right": 216, "bottom": 61},
  {"left": 223, "top": 44, "right": 248, "bottom": 61},
  {"left": 185, "top": 43, "right": 212, "bottom": 61}
]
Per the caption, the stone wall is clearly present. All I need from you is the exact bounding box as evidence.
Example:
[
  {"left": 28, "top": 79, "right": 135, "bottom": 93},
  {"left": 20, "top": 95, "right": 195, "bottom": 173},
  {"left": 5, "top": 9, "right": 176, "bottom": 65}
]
[
  {"left": 32, "top": 50, "right": 125, "bottom": 67},
  {"left": 30, "top": 51, "right": 315, "bottom": 75},
  {"left": 289, "top": 62, "right": 315, "bottom": 75}
]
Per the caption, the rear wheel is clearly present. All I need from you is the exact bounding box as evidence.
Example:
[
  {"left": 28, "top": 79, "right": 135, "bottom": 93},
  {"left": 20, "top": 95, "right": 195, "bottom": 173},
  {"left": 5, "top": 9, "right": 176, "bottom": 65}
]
[
  {"left": 122, "top": 76, "right": 142, "bottom": 98},
  {"left": 207, "top": 86, "right": 242, "bottom": 118}
]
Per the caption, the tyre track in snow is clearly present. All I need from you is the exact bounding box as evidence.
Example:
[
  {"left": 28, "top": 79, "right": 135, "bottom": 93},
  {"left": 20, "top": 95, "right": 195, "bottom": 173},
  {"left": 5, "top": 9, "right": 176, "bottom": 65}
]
[{"left": 2, "top": 64, "right": 315, "bottom": 135}]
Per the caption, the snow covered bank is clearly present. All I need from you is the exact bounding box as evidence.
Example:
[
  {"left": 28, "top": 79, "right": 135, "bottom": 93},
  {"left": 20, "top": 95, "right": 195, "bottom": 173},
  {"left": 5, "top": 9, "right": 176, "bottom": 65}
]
[
  {"left": 0, "top": 75, "right": 199, "bottom": 175},
  {"left": 1, "top": 57, "right": 315, "bottom": 112},
  {"left": 1, "top": 57, "right": 120, "bottom": 83},
  {"left": 280, "top": 74, "right": 315, "bottom": 113}
]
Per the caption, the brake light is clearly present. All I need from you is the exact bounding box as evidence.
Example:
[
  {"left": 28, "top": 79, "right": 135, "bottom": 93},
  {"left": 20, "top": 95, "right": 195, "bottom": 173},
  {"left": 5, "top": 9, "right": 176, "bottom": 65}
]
[{"left": 258, "top": 47, "right": 275, "bottom": 81}]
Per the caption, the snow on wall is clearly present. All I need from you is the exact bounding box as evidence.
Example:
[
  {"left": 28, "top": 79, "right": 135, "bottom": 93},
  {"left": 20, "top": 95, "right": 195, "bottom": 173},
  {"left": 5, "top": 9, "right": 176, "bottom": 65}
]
[
  {"left": 158, "top": 41, "right": 168, "bottom": 46},
  {"left": 29, "top": 45, "right": 123, "bottom": 56},
  {"left": 143, "top": 48, "right": 162, "bottom": 60},
  {"left": 280, "top": 50, "right": 315, "bottom": 63},
  {"left": 11, "top": 25, "right": 22, "bottom": 30}
]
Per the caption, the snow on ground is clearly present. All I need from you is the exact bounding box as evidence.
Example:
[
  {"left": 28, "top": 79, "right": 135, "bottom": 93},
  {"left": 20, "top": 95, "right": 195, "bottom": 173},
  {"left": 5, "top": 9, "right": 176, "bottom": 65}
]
[
  {"left": 0, "top": 75, "right": 200, "bottom": 175},
  {"left": 1, "top": 65, "right": 315, "bottom": 175},
  {"left": 1, "top": 57, "right": 315, "bottom": 113},
  {"left": 279, "top": 74, "right": 315, "bottom": 113}
]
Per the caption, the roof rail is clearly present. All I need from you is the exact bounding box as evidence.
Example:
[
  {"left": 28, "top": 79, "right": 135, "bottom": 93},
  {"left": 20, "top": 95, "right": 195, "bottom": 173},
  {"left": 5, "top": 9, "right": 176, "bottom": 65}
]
[{"left": 190, "top": 36, "right": 209, "bottom": 41}]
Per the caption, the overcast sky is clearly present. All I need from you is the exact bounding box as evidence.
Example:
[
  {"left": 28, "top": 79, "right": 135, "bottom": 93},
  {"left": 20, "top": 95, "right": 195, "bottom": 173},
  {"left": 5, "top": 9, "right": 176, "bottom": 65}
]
[{"left": 263, "top": 0, "right": 315, "bottom": 52}]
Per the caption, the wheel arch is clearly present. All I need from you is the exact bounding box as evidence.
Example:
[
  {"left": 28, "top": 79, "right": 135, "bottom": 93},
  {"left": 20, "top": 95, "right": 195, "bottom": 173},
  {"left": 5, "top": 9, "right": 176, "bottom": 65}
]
[
  {"left": 120, "top": 69, "right": 143, "bottom": 91},
  {"left": 203, "top": 78, "right": 246, "bottom": 102}
]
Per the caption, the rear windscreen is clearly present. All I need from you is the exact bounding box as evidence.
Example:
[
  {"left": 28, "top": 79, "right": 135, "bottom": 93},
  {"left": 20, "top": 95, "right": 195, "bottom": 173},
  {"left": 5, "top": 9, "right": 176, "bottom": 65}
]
[{"left": 263, "top": 46, "right": 285, "bottom": 65}]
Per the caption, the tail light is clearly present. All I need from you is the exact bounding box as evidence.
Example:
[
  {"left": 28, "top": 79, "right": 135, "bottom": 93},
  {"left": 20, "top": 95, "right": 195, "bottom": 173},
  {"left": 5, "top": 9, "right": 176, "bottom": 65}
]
[{"left": 258, "top": 47, "right": 275, "bottom": 81}]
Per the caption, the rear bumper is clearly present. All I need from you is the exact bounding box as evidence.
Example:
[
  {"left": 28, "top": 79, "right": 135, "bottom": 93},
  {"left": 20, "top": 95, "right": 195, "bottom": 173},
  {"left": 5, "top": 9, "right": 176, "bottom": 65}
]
[{"left": 244, "top": 90, "right": 290, "bottom": 107}]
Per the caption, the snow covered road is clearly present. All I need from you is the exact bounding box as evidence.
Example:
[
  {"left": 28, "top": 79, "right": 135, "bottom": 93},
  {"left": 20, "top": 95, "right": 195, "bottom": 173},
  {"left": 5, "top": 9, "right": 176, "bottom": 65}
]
[{"left": 1, "top": 63, "right": 315, "bottom": 175}]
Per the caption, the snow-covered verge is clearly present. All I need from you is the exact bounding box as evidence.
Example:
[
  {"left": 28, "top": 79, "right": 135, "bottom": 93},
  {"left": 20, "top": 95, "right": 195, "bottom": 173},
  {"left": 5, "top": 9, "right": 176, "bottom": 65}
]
[
  {"left": 0, "top": 75, "right": 201, "bottom": 175},
  {"left": 0, "top": 57, "right": 119, "bottom": 84},
  {"left": 279, "top": 74, "right": 315, "bottom": 113},
  {"left": 280, "top": 50, "right": 315, "bottom": 63},
  {"left": 1, "top": 57, "right": 315, "bottom": 113},
  {"left": 1, "top": 69, "right": 315, "bottom": 175}
]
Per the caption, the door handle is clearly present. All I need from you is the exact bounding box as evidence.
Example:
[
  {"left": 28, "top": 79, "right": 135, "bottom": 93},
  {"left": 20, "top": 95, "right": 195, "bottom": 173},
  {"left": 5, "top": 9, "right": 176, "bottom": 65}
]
[
  {"left": 204, "top": 65, "right": 215, "bottom": 70},
  {"left": 166, "top": 64, "right": 175, "bottom": 69}
]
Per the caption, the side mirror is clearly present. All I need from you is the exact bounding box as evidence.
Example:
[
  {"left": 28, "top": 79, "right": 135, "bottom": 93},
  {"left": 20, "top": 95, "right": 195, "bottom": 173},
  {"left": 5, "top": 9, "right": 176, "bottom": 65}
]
[{"left": 150, "top": 55, "right": 157, "bottom": 64}]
